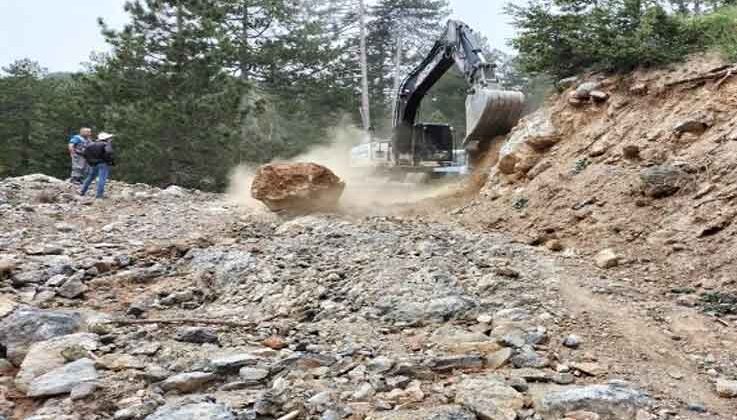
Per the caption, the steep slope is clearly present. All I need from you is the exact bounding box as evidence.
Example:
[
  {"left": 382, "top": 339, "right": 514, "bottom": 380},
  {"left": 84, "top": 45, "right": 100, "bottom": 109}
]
[{"left": 461, "top": 54, "right": 737, "bottom": 309}]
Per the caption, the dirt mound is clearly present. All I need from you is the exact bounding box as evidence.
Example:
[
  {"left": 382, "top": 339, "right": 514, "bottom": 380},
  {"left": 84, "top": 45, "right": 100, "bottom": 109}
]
[
  {"left": 250, "top": 162, "right": 345, "bottom": 212},
  {"left": 459, "top": 53, "right": 737, "bottom": 315}
]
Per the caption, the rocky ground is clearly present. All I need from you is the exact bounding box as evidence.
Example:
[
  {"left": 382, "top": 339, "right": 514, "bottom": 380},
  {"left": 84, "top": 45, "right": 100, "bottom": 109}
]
[{"left": 0, "top": 170, "right": 736, "bottom": 420}]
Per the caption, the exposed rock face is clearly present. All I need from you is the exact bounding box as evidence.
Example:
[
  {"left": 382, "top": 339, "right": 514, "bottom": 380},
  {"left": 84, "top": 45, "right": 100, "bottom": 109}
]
[
  {"left": 251, "top": 162, "right": 345, "bottom": 212},
  {"left": 0, "top": 307, "right": 82, "bottom": 365}
]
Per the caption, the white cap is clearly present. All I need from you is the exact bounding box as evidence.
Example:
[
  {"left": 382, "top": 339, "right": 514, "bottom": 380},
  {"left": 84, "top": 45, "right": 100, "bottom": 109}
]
[{"left": 98, "top": 132, "right": 115, "bottom": 141}]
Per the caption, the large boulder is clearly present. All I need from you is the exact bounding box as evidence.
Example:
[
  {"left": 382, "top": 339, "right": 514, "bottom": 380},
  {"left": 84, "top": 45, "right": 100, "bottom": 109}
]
[
  {"left": 0, "top": 307, "right": 82, "bottom": 365},
  {"left": 251, "top": 162, "right": 345, "bottom": 212}
]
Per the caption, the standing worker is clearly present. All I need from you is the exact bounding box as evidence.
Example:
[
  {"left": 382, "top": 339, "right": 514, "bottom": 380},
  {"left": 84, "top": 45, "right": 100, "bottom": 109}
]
[
  {"left": 80, "top": 132, "right": 115, "bottom": 199},
  {"left": 68, "top": 127, "right": 92, "bottom": 184}
]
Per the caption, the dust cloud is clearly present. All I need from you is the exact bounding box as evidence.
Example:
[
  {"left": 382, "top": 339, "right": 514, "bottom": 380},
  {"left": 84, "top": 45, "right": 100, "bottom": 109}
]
[{"left": 226, "top": 124, "right": 467, "bottom": 214}]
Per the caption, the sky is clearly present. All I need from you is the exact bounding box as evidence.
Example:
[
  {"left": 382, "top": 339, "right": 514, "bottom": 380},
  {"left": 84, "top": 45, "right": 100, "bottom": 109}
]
[{"left": 0, "top": 0, "right": 517, "bottom": 73}]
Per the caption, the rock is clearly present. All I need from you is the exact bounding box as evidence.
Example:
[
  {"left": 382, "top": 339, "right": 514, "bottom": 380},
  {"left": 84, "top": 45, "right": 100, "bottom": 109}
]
[
  {"left": 546, "top": 240, "right": 564, "bottom": 252},
  {"left": 45, "top": 274, "right": 67, "bottom": 287},
  {"left": 629, "top": 83, "right": 648, "bottom": 95},
  {"left": 262, "top": 335, "right": 288, "bottom": 350},
  {"left": 639, "top": 164, "right": 686, "bottom": 198},
  {"left": 160, "top": 372, "right": 216, "bottom": 393},
  {"left": 565, "top": 411, "right": 600, "bottom": 420},
  {"left": 573, "top": 82, "right": 600, "bottom": 100},
  {"left": 353, "top": 382, "right": 375, "bottom": 401},
  {"left": 114, "top": 400, "right": 160, "bottom": 420},
  {"left": 687, "top": 402, "right": 706, "bottom": 412},
  {"left": 429, "top": 355, "right": 485, "bottom": 372},
  {"left": 594, "top": 249, "right": 619, "bottom": 269},
  {"left": 0, "top": 296, "right": 17, "bottom": 319},
  {"left": 498, "top": 154, "right": 519, "bottom": 174},
  {"left": 0, "top": 307, "right": 82, "bottom": 365},
  {"left": 590, "top": 90, "right": 610, "bottom": 103},
  {"left": 250, "top": 162, "right": 345, "bottom": 212},
  {"left": 174, "top": 327, "right": 219, "bottom": 344},
  {"left": 238, "top": 367, "right": 269, "bottom": 383},
  {"left": 511, "top": 345, "right": 550, "bottom": 368},
  {"left": 367, "top": 356, "right": 395, "bottom": 374},
  {"left": 131, "top": 342, "right": 161, "bottom": 356},
  {"left": 0, "top": 260, "right": 16, "bottom": 279},
  {"left": 162, "top": 185, "right": 188, "bottom": 197},
  {"left": 535, "top": 382, "right": 649, "bottom": 420},
  {"left": 70, "top": 381, "right": 97, "bottom": 400},
  {"left": 634, "top": 410, "right": 655, "bottom": 420},
  {"left": 145, "top": 398, "right": 235, "bottom": 420},
  {"left": 622, "top": 145, "right": 640, "bottom": 159},
  {"left": 15, "top": 333, "right": 99, "bottom": 393},
  {"left": 210, "top": 353, "right": 260, "bottom": 371},
  {"left": 569, "top": 95, "right": 586, "bottom": 107},
  {"left": 57, "top": 277, "right": 88, "bottom": 299},
  {"left": 455, "top": 375, "right": 525, "bottom": 420},
  {"left": 571, "top": 362, "right": 605, "bottom": 377},
  {"left": 563, "top": 335, "right": 582, "bottom": 349},
  {"left": 95, "top": 353, "right": 145, "bottom": 371},
  {"left": 54, "top": 223, "right": 76, "bottom": 232},
  {"left": 716, "top": 378, "right": 737, "bottom": 398},
  {"left": 558, "top": 76, "right": 580, "bottom": 91},
  {"left": 371, "top": 405, "right": 476, "bottom": 420},
  {"left": 553, "top": 372, "right": 576, "bottom": 385},
  {"left": 143, "top": 364, "right": 171, "bottom": 383},
  {"left": 674, "top": 119, "right": 709, "bottom": 135},
  {"left": 487, "top": 348, "right": 513, "bottom": 370},
  {"left": 25, "top": 245, "right": 63, "bottom": 256},
  {"left": 27, "top": 358, "right": 98, "bottom": 397}
]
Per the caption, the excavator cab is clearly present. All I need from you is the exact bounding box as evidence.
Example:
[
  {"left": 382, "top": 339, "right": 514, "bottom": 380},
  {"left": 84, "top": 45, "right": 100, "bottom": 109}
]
[{"left": 399, "top": 123, "right": 455, "bottom": 166}]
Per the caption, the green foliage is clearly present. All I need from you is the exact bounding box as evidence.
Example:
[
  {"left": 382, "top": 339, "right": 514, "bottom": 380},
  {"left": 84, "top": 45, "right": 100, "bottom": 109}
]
[
  {"left": 507, "top": 0, "right": 695, "bottom": 79},
  {"left": 572, "top": 157, "right": 591, "bottom": 175},
  {"left": 512, "top": 197, "right": 529, "bottom": 210},
  {"left": 700, "top": 291, "right": 737, "bottom": 315},
  {"left": 687, "top": 6, "right": 737, "bottom": 60}
]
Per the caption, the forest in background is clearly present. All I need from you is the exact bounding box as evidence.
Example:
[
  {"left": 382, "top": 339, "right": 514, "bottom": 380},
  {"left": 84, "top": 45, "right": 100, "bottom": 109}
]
[{"left": 1, "top": 0, "right": 737, "bottom": 190}]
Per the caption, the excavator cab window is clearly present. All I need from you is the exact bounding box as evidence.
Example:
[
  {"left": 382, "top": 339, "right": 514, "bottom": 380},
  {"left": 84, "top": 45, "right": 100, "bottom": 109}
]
[{"left": 411, "top": 123, "right": 454, "bottom": 165}]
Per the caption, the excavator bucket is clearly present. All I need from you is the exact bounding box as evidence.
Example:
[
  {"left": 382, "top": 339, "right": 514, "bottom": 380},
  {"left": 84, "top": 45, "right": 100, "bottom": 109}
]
[{"left": 464, "top": 87, "right": 525, "bottom": 152}]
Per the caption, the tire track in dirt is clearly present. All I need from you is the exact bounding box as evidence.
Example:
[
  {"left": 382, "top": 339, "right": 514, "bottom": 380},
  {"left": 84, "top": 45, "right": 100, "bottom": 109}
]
[{"left": 557, "top": 273, "right": 736, "bottom": 418}]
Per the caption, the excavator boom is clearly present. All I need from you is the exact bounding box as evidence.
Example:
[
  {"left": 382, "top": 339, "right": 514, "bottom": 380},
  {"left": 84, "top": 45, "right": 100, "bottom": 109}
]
[{"left": 393, "top": 20, "right": 524, "bottom": 164}]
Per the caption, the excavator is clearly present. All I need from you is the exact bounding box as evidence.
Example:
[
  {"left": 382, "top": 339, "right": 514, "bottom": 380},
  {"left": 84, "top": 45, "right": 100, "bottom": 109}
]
[{"left": 350, "top": 20, "right": 525, "bottom": 177}]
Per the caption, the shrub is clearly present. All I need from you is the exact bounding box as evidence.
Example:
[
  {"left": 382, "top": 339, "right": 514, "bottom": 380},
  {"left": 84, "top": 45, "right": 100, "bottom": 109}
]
[
  {"left": 687, "top": 6, "right": 737, "bottom": 61},
  {"left": 507, "top": 0, "right": 705, "bottom": 79}
]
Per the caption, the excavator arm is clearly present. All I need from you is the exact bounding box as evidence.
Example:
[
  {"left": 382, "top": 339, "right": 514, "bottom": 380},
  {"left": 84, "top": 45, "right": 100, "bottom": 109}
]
[{"left": 392, "top": 20, "right": 524, "bottom": 163}]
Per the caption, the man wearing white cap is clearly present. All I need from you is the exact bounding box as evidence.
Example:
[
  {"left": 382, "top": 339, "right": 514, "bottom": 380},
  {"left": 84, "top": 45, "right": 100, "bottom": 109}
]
[{"left": 80, "top": 132, "right": 115, "bottom": 199}]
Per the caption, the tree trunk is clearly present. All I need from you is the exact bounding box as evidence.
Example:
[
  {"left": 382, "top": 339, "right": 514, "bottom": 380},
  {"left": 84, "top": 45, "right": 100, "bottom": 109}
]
[
  {"left": 391, "top": 35, "right": 402, "bottom": 122},
  {"left": 359, "top": 0, "right": 371, "bottom": 132},
  {"left": 239, "top": 1, "right": 252, "bottom": 163}
]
